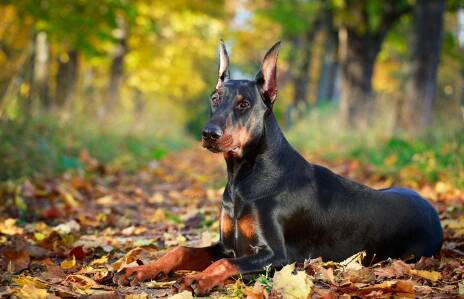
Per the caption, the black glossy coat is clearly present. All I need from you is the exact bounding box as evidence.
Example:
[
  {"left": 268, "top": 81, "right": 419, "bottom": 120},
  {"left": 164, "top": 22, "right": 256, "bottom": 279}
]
[{"left": 204, "top": 81, "right": 443, "bottom": 274}]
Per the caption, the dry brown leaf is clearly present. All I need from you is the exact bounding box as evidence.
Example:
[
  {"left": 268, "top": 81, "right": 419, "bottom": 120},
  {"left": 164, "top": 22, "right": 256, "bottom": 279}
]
[
  {"left": 2, "top": 248, "right": 30, "bottom": 272},
  {"left": 317, "top": 267, "right": 336, "bottom": 284},
  {"left": 340, "top": 251, "right": 366, "bottom": 271},
  {"left": 374, "top": 260, "right": 411, "bottom": 278}
]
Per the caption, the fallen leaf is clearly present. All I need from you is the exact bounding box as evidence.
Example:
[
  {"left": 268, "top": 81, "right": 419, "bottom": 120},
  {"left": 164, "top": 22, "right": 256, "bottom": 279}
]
[
  {"left": 15, "top": 283, "right": 49, "bottom": 299},
  {"left": 409, "top": 269, "right": 441, "bottom": 282},
  {"left": 2, "top": 248, "right": 30, "bottom": 272},
  {"left": 374, "top": 259, "right": 411, "bottom": 278},
  {"left": 61, "top": 256, "right": 77, "bottom": 270},
  {"left": 111, "top": 247, "right": 143, "bottom": 271},
  {"left": 13, "top": 275, "right": 47, "bottom": 288},
  {"left": 69, "top": 246, "right": 86, "bottom": 260},
  {"left": 54, "top": 220, "right": 80, "bottom": 234},
  {"left": 272, "top": 263, "right": 313, "bottom": 299},
  {"left": 57, "top": 185, "right": 79, "bottom": 209},
  {"left": 90, "top": 255, "right": 108, "bottom": 266},
  {"left": 169, "top": 291, "right": 193, "bottom": 299},
  {"left": 64, "top": 274, "right": 98, "bottom": 294},
  {"left": 244, "top": 282, "right": 266, "bottom": 299},
  {"left": 0, "top": 218, "right": 23, "bottom": 235},
  {"left": 317, "top": 267, "right": 336, "bottom": 284},
  {"left": 340, "top": 251, "right": 366, "bottom": 271}
]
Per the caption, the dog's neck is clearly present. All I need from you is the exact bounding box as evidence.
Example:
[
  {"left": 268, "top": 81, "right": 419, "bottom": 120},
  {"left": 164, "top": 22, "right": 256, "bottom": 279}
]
[{"left": 224, "top": 111, "right": 291, "bottom": 182}]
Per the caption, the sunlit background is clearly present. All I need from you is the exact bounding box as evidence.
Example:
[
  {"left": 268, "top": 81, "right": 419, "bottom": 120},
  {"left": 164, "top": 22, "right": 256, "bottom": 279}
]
[{"left": 0, "top": 0, "right": 463, "bottom": 187}]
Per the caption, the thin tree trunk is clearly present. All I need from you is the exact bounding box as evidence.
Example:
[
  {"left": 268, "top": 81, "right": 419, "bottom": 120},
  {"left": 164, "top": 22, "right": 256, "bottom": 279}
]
[
  {"left": 34, "top": 32, "right": 50, "bottom": 109},
  {"left": 284, "top": 37, "right": 301, "bottom": 127},
  {"left": 105, "top": 17, "right": 128, "bottom": 115},
  {"left": 292, "top": 33, "right": 312, "bottom": 111},
  {"left": 339, "top": 28, "right": 383, "bottom": 128},
  {"left": 398, "top": 0, "right": 445, "bottom": 133},
  {"left": 55, "top": 50, "right": 78, "bottom": 108},
  {"left": 25, "top": 33, "right": 35, "bottom": 116},
  {"left": 317, "top": 26, "right": 338, "bottom": 104}
]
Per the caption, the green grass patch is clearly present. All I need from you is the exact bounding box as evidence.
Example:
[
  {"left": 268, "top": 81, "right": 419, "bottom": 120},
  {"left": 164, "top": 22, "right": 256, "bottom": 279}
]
[
  {"left": 0, "top": 114, "right": 192, "bottom": 181},
  {"left": 285, "top": 104, "right": 464, "bottom": 187}
]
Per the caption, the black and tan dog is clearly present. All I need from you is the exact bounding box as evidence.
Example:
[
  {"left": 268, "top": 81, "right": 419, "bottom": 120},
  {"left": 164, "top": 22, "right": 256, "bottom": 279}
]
[{"left": 115, "top": 41, "right": 443, "bottom": 295}]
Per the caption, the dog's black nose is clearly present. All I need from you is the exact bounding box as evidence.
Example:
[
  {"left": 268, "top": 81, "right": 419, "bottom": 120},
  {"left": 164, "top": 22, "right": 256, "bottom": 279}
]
[{"left": 202, "top": 124, "right": 223, "bottom": 140}]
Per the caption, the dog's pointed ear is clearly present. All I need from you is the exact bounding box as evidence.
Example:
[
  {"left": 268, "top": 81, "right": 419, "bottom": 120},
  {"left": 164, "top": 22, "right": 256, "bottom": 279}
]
[
  {"left": 255, "top": 41, "right": 281, "bottom": 104},
  {"left": 216, "top": 39, "right": 230, "bottom": 89}
]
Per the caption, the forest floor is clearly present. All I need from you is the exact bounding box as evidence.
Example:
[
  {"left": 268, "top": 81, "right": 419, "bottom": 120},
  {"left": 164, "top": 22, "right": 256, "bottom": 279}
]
[{"left": 0, "top": 146, "right": 463, "bottom": 298}]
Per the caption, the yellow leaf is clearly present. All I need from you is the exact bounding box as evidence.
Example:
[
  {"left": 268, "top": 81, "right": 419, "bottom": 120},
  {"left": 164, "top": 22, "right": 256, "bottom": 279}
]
[
  {"left": 57, "top": 185, "right": 78, "bottom": 208},
  {"left": 34, "top": 232, "right": 46, "bottom": 242},
  {"left": 111, "top": 247, "right": 142, "bottom": 271},
  {"left": 409, "top": 269, "right": 441, "bottom": 281},
  {"left": 12, "top": 275, "right": 47, "bottom": 288},
  {"left": 90, "top": 255, "right": 108, "bottom": 266},
  {"left": 61, "top": 256, "right": 76, "bottom": 270},
  {"left": 0, "top": 218, "right": 23, "bottom": 235},
  {"left": 272, "top": 264, "right": 313, "bottom": 299},
  {"left": 153, "top": 208, "right": 166, "bottom": 222},
  {"left": 96, "top": 195, "right": 113, "bottom": 206},
  {"left": 168, "top": 291, "right": 193, "bottom": 299},
  {"left": 15, "top": 283, "right": 48, "bottom": 299},
  {"left": 64, "top": 274, "right": 98, "bottom": 293}
]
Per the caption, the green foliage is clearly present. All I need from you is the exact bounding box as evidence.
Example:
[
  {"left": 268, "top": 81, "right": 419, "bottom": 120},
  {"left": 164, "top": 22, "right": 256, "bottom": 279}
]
[
  {"left": 0, "top": 115, "right": 191, "bottom": 180},
  {"left": 257, "top": 0, "right": 321, "bottom": 36},
  {"left": 286, "top": 104, "right": 464, "bottom": 188}
]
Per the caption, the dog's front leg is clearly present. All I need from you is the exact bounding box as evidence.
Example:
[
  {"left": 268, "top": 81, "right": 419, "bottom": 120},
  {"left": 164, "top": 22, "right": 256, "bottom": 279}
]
[
  {"left": 175, "top": 248, "right": 281, "bottom": 295},
  {"left": 114, "top": 243, "right": 225, "bottom": 286}
]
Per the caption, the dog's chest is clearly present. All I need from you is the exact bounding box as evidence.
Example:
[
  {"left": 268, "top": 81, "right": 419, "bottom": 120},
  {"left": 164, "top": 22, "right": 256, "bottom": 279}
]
[{"left": 220, "top": 192, "right": 260, "bottom": 257}]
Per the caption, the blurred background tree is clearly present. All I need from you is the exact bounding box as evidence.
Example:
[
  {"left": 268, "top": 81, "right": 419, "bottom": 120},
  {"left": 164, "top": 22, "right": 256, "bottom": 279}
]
[{"left": 0, "top": 0, "right": 462, "bottom": 186}]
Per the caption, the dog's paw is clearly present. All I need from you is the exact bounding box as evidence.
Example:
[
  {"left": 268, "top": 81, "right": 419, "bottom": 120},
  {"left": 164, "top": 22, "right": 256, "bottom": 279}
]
[
  {"left": 172, "top": 274, "right": 219, "bottom": 296},
  {"left": 113, "top": 265, "right": 165, "bottom": 286}
]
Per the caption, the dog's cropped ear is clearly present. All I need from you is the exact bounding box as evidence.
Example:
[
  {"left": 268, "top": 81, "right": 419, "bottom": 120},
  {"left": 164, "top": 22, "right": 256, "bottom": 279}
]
[
  {"left": 216, "top": 39, "right": 230, "bottom": 89},
  {"left": 255, "top": 41, "right": 281, "bottom": 104}
]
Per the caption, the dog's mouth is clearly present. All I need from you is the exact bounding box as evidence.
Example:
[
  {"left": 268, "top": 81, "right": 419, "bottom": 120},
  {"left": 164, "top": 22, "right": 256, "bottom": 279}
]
[{"left": 202, "top": 138, "right": 240, "bottom": 154}]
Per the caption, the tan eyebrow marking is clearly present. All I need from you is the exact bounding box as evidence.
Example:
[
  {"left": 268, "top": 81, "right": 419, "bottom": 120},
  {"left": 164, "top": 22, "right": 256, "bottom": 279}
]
[{"left": 234, "top": 94, "right": 244, "bottom": 102}]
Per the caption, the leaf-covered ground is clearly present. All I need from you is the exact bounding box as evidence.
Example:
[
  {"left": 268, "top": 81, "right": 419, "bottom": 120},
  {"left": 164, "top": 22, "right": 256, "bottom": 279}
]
[{"left": 0, "top": 147, "right": 463, "bottom": 298}]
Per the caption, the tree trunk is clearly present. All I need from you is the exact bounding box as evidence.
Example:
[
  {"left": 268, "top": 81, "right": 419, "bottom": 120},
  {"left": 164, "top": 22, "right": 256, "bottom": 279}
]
[
  {"left": 105, "top": 17, "right": 128, "bottom": 115},
  {"left": 24, "top": 33, "right": 35, "bottom": 116},
  {"left": 339, "top": 28, "right": 383, "bottom": 128},
  {"left": 398, "top": 0, "right": 445, "bottom": 133},
  {"left": 55, "top": 49, "right": 78, "bottom": 108},
  {"left": 317, "top": 26, "right": 339, "bottom": 104},
  {"left": 292, "top": 34, "right": 313, "bottom": 110},
  {"left": 34, "top": 32, "right": 50, "bottom": 109}
]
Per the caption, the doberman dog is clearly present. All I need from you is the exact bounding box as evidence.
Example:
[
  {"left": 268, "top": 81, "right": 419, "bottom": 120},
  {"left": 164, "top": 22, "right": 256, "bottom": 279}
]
[{"left": 115, "top": 41, "right": 443, "bottom": 295}]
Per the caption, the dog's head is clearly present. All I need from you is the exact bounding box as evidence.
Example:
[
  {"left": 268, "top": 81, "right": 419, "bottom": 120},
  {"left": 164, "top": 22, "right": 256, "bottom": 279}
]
[{"left": 201, "top": 40, "right": 281, "bottom": 158}]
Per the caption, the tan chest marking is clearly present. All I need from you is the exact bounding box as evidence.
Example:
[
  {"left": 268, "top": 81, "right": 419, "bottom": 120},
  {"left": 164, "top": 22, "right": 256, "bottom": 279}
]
[
  {"left": 221, "top": 212, "right": 233, "bottom": 236},
  {"left": 238, "top": 214, "right": 256, "bottom": 239}
]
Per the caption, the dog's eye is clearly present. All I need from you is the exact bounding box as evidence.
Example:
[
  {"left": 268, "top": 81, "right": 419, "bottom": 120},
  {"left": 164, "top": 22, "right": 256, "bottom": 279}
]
[
  {"left": 237, "top": 100, "right": 250, "bottom": 110},
  {"left": 211, "top": 95, "right": 220, "bottom": 106}
]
